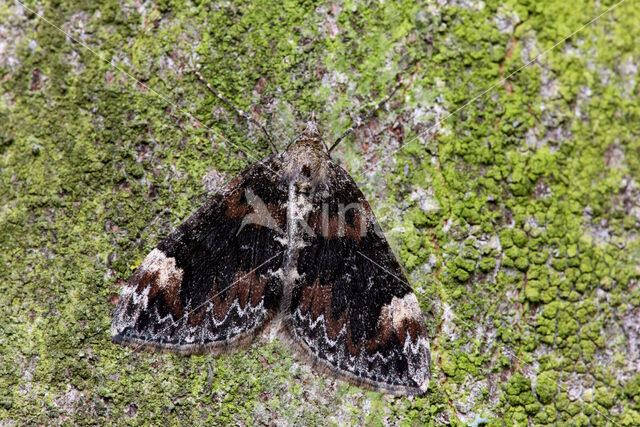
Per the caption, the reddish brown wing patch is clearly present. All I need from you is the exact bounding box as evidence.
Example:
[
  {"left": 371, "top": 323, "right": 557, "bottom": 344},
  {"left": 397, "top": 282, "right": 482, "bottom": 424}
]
[
  {"left": 224, "top": 191, "right": 250, "bottom": 219},
  {"left": 307, "top": 203, "right": 367, "bottom": 242},
  {"left": 298, "top": 280, "right": 347, "bottom": 342}
]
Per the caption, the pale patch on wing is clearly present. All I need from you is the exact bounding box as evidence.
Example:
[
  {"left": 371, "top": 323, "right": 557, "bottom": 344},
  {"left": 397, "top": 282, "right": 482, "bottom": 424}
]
[
  {"left": 111, "top": 249, "right": 183, "bottom": 337},
  {"left": 389, "top": 293, "right": 423, "bottom": 331},
  {"left": 140, "top": 248, "right": 183, "bottom": 291},
  {"left": 383, "top": 293, "right": 430, "bottom": 393}
]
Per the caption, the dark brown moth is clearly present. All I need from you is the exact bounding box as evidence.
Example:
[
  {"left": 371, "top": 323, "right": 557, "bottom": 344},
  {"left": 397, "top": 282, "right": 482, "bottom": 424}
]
[{"left": 111, "top": 115, "right": 430, "bottom": 394}]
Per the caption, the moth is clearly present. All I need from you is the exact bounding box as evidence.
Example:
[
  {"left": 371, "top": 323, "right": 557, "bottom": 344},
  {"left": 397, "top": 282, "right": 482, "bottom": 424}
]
[{"left": 111, "top": 84, "right": 431, "bottom": 395}]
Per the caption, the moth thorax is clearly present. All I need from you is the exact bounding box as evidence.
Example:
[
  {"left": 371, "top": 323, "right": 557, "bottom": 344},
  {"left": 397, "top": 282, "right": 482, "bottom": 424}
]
[
  {"left": 295, "top": 180, "right": 311, "bottom": 194},
  {"left": 295, "top": 137, "right": 324, "bottom": 151}
]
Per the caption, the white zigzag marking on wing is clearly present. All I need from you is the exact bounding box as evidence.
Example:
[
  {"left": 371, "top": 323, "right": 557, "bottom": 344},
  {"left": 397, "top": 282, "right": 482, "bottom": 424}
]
[
  {"left": 149, "top": 297, "right": 268, "bottom": 344},
  {"left": 294, "top": 308, "right": 398, "bottom": 369}
]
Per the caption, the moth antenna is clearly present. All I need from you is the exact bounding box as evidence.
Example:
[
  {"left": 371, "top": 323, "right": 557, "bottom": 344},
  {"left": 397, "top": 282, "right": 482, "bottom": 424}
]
[
  {"left": 283, "top": 136, "right": 297, "bottom": 152},
  {"left": 193, "top": 69, "right": 278, "bottom": 154},
  {"left": 321, "top": 137, "right": 331, "bottom": 153},
  {"left": 328, "top": 80, "right": 404, "bottom": 153}
]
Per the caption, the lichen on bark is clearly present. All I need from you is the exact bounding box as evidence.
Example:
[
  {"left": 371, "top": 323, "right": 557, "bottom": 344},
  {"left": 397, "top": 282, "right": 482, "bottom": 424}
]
[{"left": 1, "top": 0, "right": 639, "bottom": 424}]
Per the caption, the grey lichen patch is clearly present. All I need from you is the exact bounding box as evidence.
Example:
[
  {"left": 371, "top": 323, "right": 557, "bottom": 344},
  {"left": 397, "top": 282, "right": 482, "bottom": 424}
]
[
  {"left": 2, "top": 0, "right": 640, "bottom": 424},
  {"left": 0, "top": 1, "right": 38, "bottom": 71}
]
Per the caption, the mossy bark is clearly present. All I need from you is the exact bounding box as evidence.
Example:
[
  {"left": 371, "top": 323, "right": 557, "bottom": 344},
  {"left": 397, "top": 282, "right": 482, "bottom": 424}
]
[{"left": 1, "top": 0, "right": 639, "bottom": 424}]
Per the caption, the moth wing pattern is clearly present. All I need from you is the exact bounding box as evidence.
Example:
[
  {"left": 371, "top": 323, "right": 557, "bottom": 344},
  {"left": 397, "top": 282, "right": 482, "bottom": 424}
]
[
  {"left": 282, "top": 161, "right": 431, "bottom": 395},
  {"left": 111, "top": 154, "right": 287, "bottom": 354}
]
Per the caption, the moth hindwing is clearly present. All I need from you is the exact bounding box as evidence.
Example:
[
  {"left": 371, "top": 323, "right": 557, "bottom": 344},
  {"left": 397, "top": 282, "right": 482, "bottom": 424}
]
[{"left": 112, "top": 121, "right": 430, "bottom": 395}]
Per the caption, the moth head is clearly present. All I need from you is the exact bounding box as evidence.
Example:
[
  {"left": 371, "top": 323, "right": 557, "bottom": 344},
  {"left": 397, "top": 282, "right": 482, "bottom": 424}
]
[
  {"left": 294, "top": 120, "right": 324, "bottom": 151},
  {"left": 302, "top": 120, "right": 320, "bottom": 139}
]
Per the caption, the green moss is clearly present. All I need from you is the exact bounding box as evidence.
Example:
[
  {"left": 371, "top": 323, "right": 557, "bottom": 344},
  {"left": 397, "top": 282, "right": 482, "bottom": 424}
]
[
  {"left": 620, "top": 411, "right": 640, "bottom": 427},
  {"left": 499, "top": 229, "right": 514, "bottom": 249},
  {"left": 594, "top": 387, "right": 616, "bottom": 409},
  {"left": 574, "top": 413, "right": 590, "bottom": 427},
  {"left": 533, "top": 404, "right": 557, "bottom": 424},
  {"left": 530, "top": 249, "right": 549, "bottom": 265},
  {"left": 479, "top": 257, "right": 497, "bottom": 272},
  {"left": 540, "top": 286, "right": 557, "bottom": 304},
  {"left": 505, "top": 374, "right": 536, "bottom": 408},
  {"left": 512, "top": 229, "right": 528, "bottom": 248},
  {"left": 514, "top": 256, "right": 530, "bottom": 272},
  {"left": 535, "top": 371, "right": 558, "bottom": 404},
  {"left": 624, "top": 374, "right": 640, "bottom": 403},
  {"left": 525, "top": 284, "right": 541, "bottom": 303},
  {"left": 502, "top": 256, "right": 515, "bottom": 269}
]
